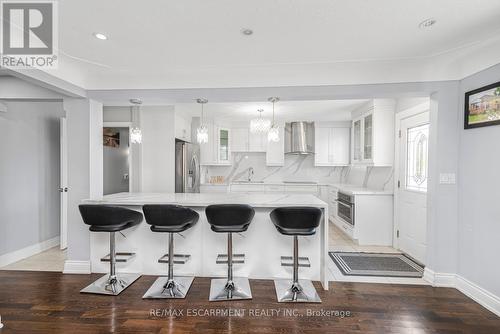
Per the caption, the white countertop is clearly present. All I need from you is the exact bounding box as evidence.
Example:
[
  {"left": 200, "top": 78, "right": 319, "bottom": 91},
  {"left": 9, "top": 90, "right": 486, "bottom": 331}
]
[
  {"left": 326, "top": 183, "right": 393, "bottom": 195},
  {"left": 84, "top": 192, "right": 328, "bottom": 208},
  {"left": 202, "top": 181, "right": 393, "bottom": 195}
]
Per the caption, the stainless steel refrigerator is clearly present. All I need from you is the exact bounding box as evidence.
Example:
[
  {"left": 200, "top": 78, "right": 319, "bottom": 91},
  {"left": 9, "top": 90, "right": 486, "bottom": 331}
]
[{"left": 175, "top": 141, "right": 200, "bottom": 193}]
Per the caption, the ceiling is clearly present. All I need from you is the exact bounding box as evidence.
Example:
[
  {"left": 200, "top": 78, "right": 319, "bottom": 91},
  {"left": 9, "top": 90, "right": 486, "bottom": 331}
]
[
  {"left": 45, "top": 0, "right": 500, "bottom": 89},
  {"left": 175, "top": 99, "right": 369, "bottom": 122}
]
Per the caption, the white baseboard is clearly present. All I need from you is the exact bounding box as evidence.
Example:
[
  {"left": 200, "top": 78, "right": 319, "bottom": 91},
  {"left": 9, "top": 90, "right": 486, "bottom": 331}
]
[
  {"left": 423, "top": 268, "right": 456, "bottom": 287},
  {"left": 0, "top": 236, "right": 59, "bottom": 267},
  {"left": 455, "top": 275, "right": 500, "bottom": 318},
  {"left": 63, "top": 260, "right": 91, "bottom": 274},
  {"left": 424, "top": 268, "right": 500, "bottom": 317}
]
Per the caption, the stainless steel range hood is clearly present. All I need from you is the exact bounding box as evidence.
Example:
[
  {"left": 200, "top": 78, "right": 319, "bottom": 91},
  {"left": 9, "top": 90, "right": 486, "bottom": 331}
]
[{"left": 285, "top": 122, "right": 315, "bottom": 155}]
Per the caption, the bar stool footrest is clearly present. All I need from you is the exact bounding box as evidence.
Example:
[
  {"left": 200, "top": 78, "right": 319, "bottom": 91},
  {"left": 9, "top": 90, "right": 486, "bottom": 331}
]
[
  {"left": 100, "top": 252, "right": 136, "bottom": 263},
  {"left": 280, "top": 256, "right": 311, "bottom": 267},
  {"left": 216, "top": 253, "right": 245, "bottom": 264},
  {"left": 158, "top": 254, "right": 191, "bottom": 264}
]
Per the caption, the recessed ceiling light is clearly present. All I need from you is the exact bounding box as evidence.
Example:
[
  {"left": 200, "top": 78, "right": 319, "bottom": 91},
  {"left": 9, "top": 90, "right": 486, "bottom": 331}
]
[
  {"left": 419, "top": 18, "right": 437, "bottom": 29},
  {"left": 93, "top": 32, "right": 108, "bottom": 40},
  {"left": 241, "top": 28, "right": 253, "bottom": 36}
]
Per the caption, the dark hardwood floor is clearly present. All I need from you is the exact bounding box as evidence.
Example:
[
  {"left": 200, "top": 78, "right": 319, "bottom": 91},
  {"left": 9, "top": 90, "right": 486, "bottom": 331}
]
[{"left": 0, "top": 271, "right": 499, "bottom": 333}]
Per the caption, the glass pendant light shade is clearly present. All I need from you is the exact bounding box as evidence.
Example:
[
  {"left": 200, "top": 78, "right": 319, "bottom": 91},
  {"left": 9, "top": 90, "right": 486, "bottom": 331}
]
[
  {"left": 250, "top": 109, "right": 271, "bottom": 133},
  {"left": 130, "top": 127, "right": 142, "bottom": 144},
  {"left": 197, "top": 124, "right": 209, "bottom": 143},
  {"left": 268, "top": 125, "right": 279, "bottom": 142},
  {"left": 196, "top": 98, "right": 209, "bottom": 144},
  {"left": 267, "top": 97, "right": 280, "bottom": 142},
  {"left": 129, "top": 99, "right": 142, "bottom": 144}
]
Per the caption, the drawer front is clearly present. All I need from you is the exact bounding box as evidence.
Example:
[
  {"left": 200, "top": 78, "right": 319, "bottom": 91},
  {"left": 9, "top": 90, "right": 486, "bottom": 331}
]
[
  {"left": 285, "top": 185, "right": 319, "bottom": 193},
  {"left": 265, "top": 185, "right": 285, "bottom": 193},
  {"left": 200, "top": 185, "right": 228, "bottom": 193},
  {"left": 230, "top": 184, "right": 265, "bottom": 192},
  {"left": 334, "top": 218, "right": 354, "bottom": 238}
]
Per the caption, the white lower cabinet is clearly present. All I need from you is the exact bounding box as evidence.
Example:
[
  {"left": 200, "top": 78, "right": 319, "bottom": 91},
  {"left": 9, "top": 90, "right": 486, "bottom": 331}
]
[
  {"left": 285, "top": 185, "right": 318, "bottom": 194},
  {"left": 229, "top": 184, "right": 266, "bottom": 192},
  {"left": 200, "top": 184, "right": 229, "bottom": 193},
  {"left": 227, "top": 183, "right": 319, "bottom": 195},
  {"left": 332, "top": 193, "right": 394, "bottom": 246},
  {"left": 264, "top": 184, "right": 285, "bottom": 192}
]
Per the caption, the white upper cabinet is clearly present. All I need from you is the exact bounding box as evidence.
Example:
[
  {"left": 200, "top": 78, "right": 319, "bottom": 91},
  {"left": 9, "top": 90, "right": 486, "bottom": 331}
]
[
  {"left": 351, "top": 99, "right": 395, "bottom": 166},
  {"left": 266, "top": 123, "right": 284, "bottom": 166},
  {"left": 230, "top": 127, "right": 267, "bottom": 152},
  {"left": 199, "top": 120, "right": 215, "bottom": 165},
  {"left": 248, "top": 131, "right": 267, "bottom": 152},
  {"left": 200, "top": 121, "right": 232, "bottom": 166},
  {"left": 231, "top": 128, "right": 249, "bottom": 152},
  {"left": 175, "top": 113, "right": 191, "bottom": 142},
  {"left": 314, "top": 126, "right": 350, "bottom": 166}
]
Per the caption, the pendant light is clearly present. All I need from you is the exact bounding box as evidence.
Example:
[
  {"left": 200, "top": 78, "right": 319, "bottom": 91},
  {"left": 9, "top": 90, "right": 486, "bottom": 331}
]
[
  {"left": 267, "top": 97, "right": 280, "bottom": 142},
  {"left": 196, "top": 98, "right": 209, "bottom": 144},
  {"left": 250, "top": 109, "right": 271, "bottom": 133},
  {"left": 129, "top": 98, "right": 142, "bottom": 144}
]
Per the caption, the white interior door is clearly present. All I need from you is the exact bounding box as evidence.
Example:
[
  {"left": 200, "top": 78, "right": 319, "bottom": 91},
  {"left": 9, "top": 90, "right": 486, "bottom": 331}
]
[
  {"left": 397, "top": 111, "right": 429, "bottom": 264},
  {"left": 60, "top": 117, "right": 68, "bottom": 250}
]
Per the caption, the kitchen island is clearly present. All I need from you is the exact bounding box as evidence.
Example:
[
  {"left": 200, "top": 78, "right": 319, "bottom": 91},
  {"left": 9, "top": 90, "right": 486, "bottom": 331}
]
[{"left": 84, "top": 193, "right": 329, "bottom": 290}]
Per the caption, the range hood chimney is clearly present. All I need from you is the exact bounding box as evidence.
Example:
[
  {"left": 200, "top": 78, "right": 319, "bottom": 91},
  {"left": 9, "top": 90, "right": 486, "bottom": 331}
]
[{"left": 285, "top": 122, "right": 315, "bottom": 155}]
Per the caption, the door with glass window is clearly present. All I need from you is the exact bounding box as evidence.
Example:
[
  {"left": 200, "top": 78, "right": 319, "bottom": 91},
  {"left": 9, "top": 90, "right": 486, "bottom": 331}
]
[{"left": 397, "top": 111, "right": 429, "bottom": 264}]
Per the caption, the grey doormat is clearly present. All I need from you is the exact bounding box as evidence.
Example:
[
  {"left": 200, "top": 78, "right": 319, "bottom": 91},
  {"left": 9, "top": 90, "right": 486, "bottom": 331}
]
[{"left": 329, "top": 252, "right": 424, "bottom": 278}]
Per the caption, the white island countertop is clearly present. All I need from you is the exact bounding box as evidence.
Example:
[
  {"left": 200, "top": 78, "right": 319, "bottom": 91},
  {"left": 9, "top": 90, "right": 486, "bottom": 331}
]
[{"left": 85, "top": 192, "right": 328, "bottom": 208}]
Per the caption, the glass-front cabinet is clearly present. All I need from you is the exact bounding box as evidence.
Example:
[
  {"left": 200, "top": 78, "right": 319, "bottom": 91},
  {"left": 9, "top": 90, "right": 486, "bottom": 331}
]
[
  {"left": 363, "top": 114, "right": 373, "bottom": 160},
  {"left": 351, "top": 112, "right": 376, "bottom": 164},
  {"left": 217, "top": 128, "right": 231, "bottom": 163},
  {"left": 352, "top": 119, "right": 362, "bottom": 162},
  {"left": 350, "top": 99, "right": 396, "bottom": 166}
]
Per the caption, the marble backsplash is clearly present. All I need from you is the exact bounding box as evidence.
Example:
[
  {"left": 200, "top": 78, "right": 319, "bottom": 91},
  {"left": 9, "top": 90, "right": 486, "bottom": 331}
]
[{"left": 201, "top": 152, "right": 393, "bottom": 191}]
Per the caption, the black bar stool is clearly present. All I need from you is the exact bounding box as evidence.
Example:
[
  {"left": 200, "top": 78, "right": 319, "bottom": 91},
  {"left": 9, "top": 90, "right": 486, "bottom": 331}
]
[
  {"left": 205, "top": 204, "right": 255, "bottom": 301},
  {"left": 142, "top": 204, "right": 199, "bottom": 299},
  {"left": 270, "top": 207, "right": 322, "bottom": 303},
  {"left": 79, "top": 205, "right": 143, "bottom": 295}
]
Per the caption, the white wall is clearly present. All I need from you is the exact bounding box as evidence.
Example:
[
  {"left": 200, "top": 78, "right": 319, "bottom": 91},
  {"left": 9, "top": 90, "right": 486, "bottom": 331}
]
[
  {"left": 64, "top": 98, "right": 102, "bottom": 263},
  {"left": 141, "top": 106, "right": 176, "bottom": 192},
  {"left": 0, "top": 101, "right": 64, "bottom": 256},
  {"left": 457, "top": 63, "right": 500, "bottom": 298},
  {"left": 103, "top": 106, "right": 142, "bottom": 192},
  {"left": 103, "top": 127, "right": 130, "bottom": 195},
  {"left": 426, "top": 85, "right": 460, "bottom": 274}
]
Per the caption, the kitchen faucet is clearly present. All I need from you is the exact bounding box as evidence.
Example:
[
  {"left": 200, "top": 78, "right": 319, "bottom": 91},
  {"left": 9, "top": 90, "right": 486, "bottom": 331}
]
[{"left": 248, "top": 167, "right": 254, "bottom": 182}]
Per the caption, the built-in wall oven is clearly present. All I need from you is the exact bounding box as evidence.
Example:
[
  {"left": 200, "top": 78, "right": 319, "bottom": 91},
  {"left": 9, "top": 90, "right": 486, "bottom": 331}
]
[{"left": 337, "top": 191, "right": 354, "bottom": 226}]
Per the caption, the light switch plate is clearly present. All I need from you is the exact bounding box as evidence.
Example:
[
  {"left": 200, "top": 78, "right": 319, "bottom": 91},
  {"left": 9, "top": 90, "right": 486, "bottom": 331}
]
[{"left": 439, "top": 173, "right": 456, "bottom": 184}]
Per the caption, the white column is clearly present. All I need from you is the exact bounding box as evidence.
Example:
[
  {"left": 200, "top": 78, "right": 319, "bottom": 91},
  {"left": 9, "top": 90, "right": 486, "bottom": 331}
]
[{"left": 63, "top": 98, "right": 103, "bottom": 273}]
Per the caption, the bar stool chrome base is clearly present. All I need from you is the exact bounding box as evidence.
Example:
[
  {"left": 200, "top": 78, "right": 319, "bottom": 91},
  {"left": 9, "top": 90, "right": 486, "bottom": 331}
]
[
  {"left": 274, "top": 279, "right": 321, "bottom": 303},
  {"left": 209, "top": 277, "right": 252, "bottom": 301},
  {"left": 81, "top": 273, "right": 141, "bottom": 295},
  {"left": 143, "top": 276, "right": 194, "bottom": 299}
]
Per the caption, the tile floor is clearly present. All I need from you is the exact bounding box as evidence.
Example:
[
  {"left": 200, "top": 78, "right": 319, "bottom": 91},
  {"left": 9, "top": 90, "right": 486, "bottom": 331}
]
[
  {"left": 327, "top": 220, "right": 429, "bottom": 285},
  {"left": 1, "top": 247, "right": 66, "bottom": 272}
]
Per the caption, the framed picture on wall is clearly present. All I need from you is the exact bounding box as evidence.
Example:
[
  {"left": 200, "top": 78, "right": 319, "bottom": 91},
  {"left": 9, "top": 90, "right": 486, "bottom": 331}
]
[
  {"left": 464, "top": 81, "right": 500, "bottom": 129},
  {"left": 103, "top": 128, "right": 120, "bottom": 148}
]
